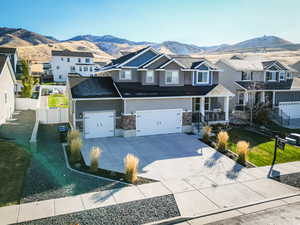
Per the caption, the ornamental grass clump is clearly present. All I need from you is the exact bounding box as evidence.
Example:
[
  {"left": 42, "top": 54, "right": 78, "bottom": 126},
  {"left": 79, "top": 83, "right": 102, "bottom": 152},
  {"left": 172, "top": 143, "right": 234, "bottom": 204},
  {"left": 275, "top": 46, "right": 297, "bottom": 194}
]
[
  {"left": 67, "top": 129, "right": 80, "bottom": 145},
  {"left": 237, "top": 141, "right": 249, "bottom": 165},
  {"left": 202, "top": 125, "right": 212, "bottom": 143},
  {"left": 89, "top": 147, "right": 102, "bottom": 172},
  {"left": 70, "top": 137, "right": 82, "bottom": 163},
  {"left": 124, "top": 153, "right": 139, "bottom": 184},
  {"left": 217, "top": 131, "right": 229, "bottom": 152}
]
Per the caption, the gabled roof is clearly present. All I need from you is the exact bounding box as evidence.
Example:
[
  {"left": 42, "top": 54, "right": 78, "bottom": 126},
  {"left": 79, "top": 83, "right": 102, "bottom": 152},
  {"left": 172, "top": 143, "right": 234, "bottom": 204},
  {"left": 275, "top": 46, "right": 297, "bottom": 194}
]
[
  {"left": 0, "top": 47, "right": 17, "bottom": 54},
  {"left": 0, "top": 55, "right": 16, "bottom": 83},
  {"left": 69, "top": 76, "right": 120, "bottom": 99},
  {"left": 109, "top": 47, "right": 149, "bottom": 67},
  {"left": 52, "top": 50, "right": 94, "bottom": 58},
  {"left": 235, "top": 78, "right": 300, "bottom": 91},
  {"left": 174, "top": 56, "right": 219, "bottom": 70},
  {"left": 158, "top": 58, "right": 185, "bottom": 69},
  {"left": 219, "top": 58, "right": 296, "bottom": 72},
  {"left": 139, "top": 54, "right": 170, "bottom": 68}
]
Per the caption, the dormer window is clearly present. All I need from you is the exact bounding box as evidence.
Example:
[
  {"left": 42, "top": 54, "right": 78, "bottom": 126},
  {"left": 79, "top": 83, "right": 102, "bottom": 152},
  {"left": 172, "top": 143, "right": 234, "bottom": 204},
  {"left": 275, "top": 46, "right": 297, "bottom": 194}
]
[
  {"left": 78, "top": 58, "right": 81, "bottom": 63},
  {"left": 241, "top": 71, "right": 253, "bottom": 81},
  {"left": 279, "top": 72, "right": 286, "bottom": 81},
  {"left": 120, "top": 70, "right": 132, "bottom": 80},
  {"left": 266, "top": 71, "right": 277, "bottom": 81},
  {"left": 196, "top": 71, "right": 209, "bottom": 84},
  {"left": 146, "top": 70, "right": 154, "bottom": 83},
  {"left": 165, "top": 70, "right": 179, "bottom": 84},
  {"left": 85, "top": 58, "right": 90, "bottom": 63}
]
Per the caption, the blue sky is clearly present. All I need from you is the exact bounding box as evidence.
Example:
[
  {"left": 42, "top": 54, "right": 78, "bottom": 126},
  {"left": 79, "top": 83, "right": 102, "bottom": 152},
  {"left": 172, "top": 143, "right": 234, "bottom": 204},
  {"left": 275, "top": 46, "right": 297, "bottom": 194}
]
[{"left": 1, "top": 0, "right": 300, "bottom": 46}]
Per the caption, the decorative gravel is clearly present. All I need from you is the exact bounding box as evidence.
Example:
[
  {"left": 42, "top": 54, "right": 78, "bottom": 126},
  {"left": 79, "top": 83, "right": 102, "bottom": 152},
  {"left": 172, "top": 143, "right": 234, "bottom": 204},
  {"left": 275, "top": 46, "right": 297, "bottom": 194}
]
[
  {"left": 16, "top": 195, "right": 180, "bottom": 225},
  {"left": 21, "top": 124, "right": 126, "bottom": 203},
  {"left": 272, "top": 172, "right": 300, "bottom": 188}
]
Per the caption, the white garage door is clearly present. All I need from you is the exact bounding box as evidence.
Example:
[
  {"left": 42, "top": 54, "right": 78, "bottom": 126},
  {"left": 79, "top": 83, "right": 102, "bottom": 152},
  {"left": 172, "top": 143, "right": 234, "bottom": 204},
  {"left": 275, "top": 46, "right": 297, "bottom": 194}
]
[
  {"left": 279, "top": 102, "right": 300, "bottom": 119},
  {"left": 84, "top": 111, "right": 114, "bottom": 139},
  {"left": 136, "top": 109, "right": 182, "bottom": 136}
]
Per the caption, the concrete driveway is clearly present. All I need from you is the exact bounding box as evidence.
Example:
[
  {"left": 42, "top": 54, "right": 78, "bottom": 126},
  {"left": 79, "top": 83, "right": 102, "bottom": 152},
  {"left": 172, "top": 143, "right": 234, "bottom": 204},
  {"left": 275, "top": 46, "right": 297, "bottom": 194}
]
[{"left": 81, "top": 133, "right": 252, "bottom": 183}]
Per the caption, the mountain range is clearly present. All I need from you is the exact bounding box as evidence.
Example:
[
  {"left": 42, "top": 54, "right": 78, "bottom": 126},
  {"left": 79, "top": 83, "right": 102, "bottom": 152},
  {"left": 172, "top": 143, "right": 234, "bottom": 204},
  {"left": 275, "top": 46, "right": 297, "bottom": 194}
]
[{"left": 1, "top": 27, "right": 300, "bottom": 62}]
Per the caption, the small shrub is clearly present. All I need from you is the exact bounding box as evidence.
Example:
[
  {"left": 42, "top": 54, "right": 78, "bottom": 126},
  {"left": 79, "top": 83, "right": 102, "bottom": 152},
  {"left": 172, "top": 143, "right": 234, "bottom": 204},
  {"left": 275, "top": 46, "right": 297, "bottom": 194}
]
[
  {"left": 124, "top": 154, "right": 139, "bottom": 184},
  {"left": 237, "top": 141, "right": 249, "bottom": 165},
  {"left": 217, "top": 131, "right": 229, "bottom": 152},
  {"left": 202, "top": 125, "right": 212, "bottom": 143},
  {"left": 67, "top": 130, "right": 80, "bottom": 144},
  {"left": 89, "top": 147, "right": 102, "bottom": 172},
  {"left": 70, "top": 137, "right": 82, "bottom": 163}
]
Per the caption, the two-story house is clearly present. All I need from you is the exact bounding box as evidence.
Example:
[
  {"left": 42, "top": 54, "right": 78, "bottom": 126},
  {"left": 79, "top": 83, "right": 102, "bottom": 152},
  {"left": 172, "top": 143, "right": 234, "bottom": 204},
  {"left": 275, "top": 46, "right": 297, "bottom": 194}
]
[
  {"left": 51, "top": 50, "right": 95, "bottom": 82},
  {"left": 67, "top": 46, "right": 234, "bottom": 138},
  {"left": 216, "top": 56, "right": 300, "bottom": 121},
  {"left": 0, "top": 47, "right": 18, "bottom": 74}
]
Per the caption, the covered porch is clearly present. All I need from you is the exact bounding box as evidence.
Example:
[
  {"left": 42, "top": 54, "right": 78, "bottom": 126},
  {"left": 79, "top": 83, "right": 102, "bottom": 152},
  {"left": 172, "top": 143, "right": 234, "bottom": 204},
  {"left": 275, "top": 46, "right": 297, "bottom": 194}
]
[{"left": 192, "top": 85, "right": 234, "bottom": 124}]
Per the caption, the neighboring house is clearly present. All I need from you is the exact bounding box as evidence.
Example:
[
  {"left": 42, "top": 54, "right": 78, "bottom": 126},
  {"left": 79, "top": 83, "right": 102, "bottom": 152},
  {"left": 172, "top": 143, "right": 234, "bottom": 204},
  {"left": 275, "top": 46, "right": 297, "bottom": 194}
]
[
  {"left": 51, "top": 50, "right": 95, "bottom": 82},
  {"left": 291, "top": 61, "right": 300, "bottom": 77},
  {"left": 67, "top": 46, "right": 234, "bottom": 138},
  {"left": 0, "top": 55, "right": 16, "bottom": 125},
  {"left": 0, "top": 47, "right": 18, "bottom": 74},
  {"left": 216, "top": 57, "right": 300, "bottom": 120}
]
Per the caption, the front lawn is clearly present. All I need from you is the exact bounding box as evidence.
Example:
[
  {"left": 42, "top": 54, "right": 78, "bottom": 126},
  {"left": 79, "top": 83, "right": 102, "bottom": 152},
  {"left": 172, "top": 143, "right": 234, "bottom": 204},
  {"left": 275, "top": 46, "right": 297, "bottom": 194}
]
[
  {"left": 0, "top": 142, "right": 31, "bottom": 206},
  {"left": 227, "top": 128, "right": 300, "bottom": 167},
  {"left": 48, "top": 94, "right": 68, "bottom": 108}
]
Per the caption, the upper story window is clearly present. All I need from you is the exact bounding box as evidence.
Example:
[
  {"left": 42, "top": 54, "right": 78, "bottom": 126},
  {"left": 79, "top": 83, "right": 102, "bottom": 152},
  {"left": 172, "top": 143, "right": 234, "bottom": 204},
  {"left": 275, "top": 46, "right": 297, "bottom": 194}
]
[
  {"left": 70, "top": 66, "right": 76, "bottom": 72},
  {"left": 90, "top": 66, "right": 93, "bottom": 72},
  {"left": 78, "top": 58, "right": 81, "bottom": 63},
  {"left": 287, "top": 72, "right": 293, "bottom": 79},
  {"left": 61, "top": 57, "right": 64, "bottom": 61},
  {"left": 84, "top": 66, "right": 88, "bottom": 72},
  {"left": 266, "top": 71, "right": 277, "bottom": 81},
  {"left": 146, "top": 70, "right": 154, "bottom": 83},
  {"left": 165, "top": 70, "right": 179, "bottom": 84},
  {"left": 67, "top": 58, "right": 70, "bottom": 62},
  {"left": 79, "top": 66, "right": 82, "bottom": 72},
  {"left": 120, "top": 70, "right": 132, "bottom": 80},
  {"left": 279, "top": 71, "right": 286, "bottom": 81},
  {"left": 196, "top": 71, "right": 209, "bottom": 84},
  {"left": 85, "top": 58, "right": 90, "bottom": 63},
  {"left": 241, "top": 71, "right": 253, "bottom": 81}
]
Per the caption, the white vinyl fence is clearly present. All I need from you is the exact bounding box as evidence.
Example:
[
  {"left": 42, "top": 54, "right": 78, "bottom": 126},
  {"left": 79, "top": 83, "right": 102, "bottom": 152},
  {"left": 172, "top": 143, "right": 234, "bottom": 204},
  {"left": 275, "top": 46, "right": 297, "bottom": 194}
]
[
  {"left": 37, "top": 108, "right": 68, "bottom": 124},
  {"left": 16, "top": 98, "right": 39, "bottom": 110}
]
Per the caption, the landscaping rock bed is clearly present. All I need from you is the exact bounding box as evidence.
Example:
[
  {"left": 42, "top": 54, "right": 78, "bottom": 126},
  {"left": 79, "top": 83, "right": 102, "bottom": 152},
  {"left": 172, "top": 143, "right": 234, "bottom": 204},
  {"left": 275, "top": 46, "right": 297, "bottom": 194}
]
[
  {"left": 15, "top": 194, "right": 180, "bottom": 225},
  {"left": 65, "top": 145, "right": 157, "bottom": 185}
]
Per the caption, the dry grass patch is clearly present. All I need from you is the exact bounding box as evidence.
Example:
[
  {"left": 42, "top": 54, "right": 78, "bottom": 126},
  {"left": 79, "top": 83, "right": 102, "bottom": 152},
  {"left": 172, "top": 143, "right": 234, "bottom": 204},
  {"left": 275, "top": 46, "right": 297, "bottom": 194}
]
[
  {"left": 70, "top": 137, "right": 82, "bottom": 163},
  {"left": 202, "top": 125, "right": 212, "bottom": 143},
  {"left": 237, "top": 141, "right": 249, "bottom": 165},
  {"left": 217, "top": 131, "right": 229, "bottom": 152},
  {"left": 89, "top": 147, "right": 102, "bottom": 172},
  {"left": 124, "top": 154, "right": 139, "bottom": 184},
  {"left": 67, "top": 130, "right": 80, "bottom": 144}
]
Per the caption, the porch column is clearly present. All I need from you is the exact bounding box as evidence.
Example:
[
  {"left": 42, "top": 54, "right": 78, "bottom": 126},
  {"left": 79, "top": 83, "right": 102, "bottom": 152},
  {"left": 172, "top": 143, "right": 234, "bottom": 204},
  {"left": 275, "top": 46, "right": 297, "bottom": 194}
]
[
  {"left": 261, "top": 91, "right": 265, "bottom": 103},
  {"left": 72, "top": 100, "right": 76, "bottom": 129},
  {"left": 273, "top": 91, "right": 276, "bottom": 107},
  {"left": 244, "top": 92, "right": 249, "bottom": 106},
  {"left": 200, "top": 97, "right": 205, "bottom": 119},
  {"left": 224, "top": 96, "right": 229, "bottom": 121}
]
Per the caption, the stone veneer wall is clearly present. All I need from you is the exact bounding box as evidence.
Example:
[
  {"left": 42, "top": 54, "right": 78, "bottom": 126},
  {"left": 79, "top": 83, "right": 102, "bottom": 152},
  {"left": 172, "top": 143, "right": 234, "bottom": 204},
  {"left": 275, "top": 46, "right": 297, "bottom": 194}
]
[
  {"left": 182, "top": 112, "right": 192, "bottom": 126},
  {"left": 121, "top": 115, "right": 136, "bottom": 130}
]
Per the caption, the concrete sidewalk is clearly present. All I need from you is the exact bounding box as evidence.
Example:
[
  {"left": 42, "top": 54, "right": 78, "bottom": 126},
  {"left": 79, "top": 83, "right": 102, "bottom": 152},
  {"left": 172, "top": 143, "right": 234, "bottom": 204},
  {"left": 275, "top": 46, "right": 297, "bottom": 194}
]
[{"left": 1, "top": 161, "right": 300, "bottom": 224}]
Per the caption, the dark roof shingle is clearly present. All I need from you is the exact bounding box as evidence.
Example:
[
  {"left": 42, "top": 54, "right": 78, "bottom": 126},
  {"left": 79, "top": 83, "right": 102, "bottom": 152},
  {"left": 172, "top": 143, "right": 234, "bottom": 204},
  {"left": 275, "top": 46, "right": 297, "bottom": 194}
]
[
  {"left": 52, "top": 50, "right": 93, "bottom": 58},
  {"left": 0, "top": 55, "right": 7, "bottom": 73},
  {"left": 0, "top": 47, "right": 17, "bottom": 54},
  {"left": 235, "top": 80, "right": 300, "bottom": 90}
]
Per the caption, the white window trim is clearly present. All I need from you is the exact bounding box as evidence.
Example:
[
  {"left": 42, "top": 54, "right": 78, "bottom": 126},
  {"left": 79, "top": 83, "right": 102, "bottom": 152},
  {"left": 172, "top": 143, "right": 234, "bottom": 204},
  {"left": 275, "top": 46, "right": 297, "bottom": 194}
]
[
  {"left": 165, "top": 70, "right": 179, "bottom": 84},
  {"left": 266, "top": 71, "right": 277, "bottom": 82},
  {"left": 241, "top": 71, "right": 252, "bottom": 81},
  {"left": 195, "top": 71, "right": 209, "bottom": 84},
  {"left": 146, "top": 70, "right": 154, "bottom": 83},
  {"left": 279, "top": 71, "right": 286, "bottom": 81},
  {"left": 119, "top": 70, "right": 132, "bottom": 80}
]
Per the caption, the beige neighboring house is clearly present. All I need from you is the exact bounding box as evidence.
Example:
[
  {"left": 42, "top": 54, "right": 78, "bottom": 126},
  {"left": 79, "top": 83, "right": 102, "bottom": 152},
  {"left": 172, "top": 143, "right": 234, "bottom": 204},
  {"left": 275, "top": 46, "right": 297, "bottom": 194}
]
[
  {"left": 216, "top": 56, "right": 300, "bottom": 124},
  {"left": 0, "top": 55, "right": 16, "bottom": 125}
]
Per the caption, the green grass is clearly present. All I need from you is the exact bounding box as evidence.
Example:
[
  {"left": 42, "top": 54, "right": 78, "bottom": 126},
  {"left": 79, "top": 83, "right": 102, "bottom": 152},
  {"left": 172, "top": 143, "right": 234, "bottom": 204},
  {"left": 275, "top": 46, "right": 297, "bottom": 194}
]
[
  {"left": 227, "top": 128, "right": 300, "bottom": 167},
  {"left": 48, "top": 94, "right": 68, "bottom": 108},
  {"left": 0, "top": 142, "right": 31, "bottom": 206}
]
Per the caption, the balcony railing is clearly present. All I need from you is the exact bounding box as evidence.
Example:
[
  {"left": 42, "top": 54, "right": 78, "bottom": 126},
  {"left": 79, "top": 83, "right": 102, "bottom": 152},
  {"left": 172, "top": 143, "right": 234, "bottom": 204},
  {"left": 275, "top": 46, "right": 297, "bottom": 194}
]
[{"left": 205, "top": 111, "right": 226, "bottom": 122}]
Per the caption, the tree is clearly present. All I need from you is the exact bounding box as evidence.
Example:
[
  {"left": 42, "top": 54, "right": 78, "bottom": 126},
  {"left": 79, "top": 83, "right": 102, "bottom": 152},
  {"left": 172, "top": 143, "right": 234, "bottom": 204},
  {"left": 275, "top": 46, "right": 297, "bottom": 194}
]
[{"left": 20, "top": 59, "right": 38, "bottom": 98}]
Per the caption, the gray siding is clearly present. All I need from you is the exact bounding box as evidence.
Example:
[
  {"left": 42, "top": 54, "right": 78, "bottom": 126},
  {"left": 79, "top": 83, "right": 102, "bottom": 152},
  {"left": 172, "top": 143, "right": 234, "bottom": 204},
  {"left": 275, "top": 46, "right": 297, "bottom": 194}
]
[
  {"left": 75, "top": 99, "right": 123, "bottom": 118},
  {"left": 212, "top": 71, "right": 219, "bottom": 84},
  {"left": 159, "top": 61, "right": 184, "bottom": 87},
  {"left": 275, "top": 91, "right": 300, "bottom": 105},
  {"left": 125, "top": 98, "right": 192, "bottom": 114},
  {"left": 184, "top": 71, "right": 192, "bottom": 85},
  {"left": 141, "top": 70, "right": 159, "bottom": 85},
  {"left": 124, "top": 50, "right": 157, "bottom": 67},
  {"left": 112, "top": 69, "right": 141, "bottom": 83}
]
